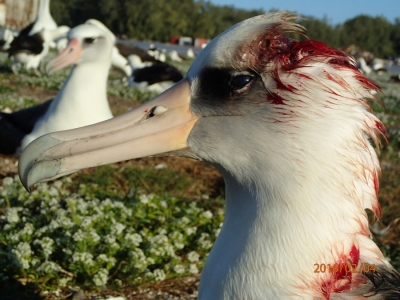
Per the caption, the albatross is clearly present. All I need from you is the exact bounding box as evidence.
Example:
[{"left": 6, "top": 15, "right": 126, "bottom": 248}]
[
  {"left": 0, "top": 20, "right": 115, "bottom": 154},
  {"left": 7, "top": 0, "right": 63, "bottom": 75},
  {"left": 19, "top": 12, "right": 400, "bottom": 299},
  {"left": 115, "top": 41, "right": 183, "bottom": 92}
]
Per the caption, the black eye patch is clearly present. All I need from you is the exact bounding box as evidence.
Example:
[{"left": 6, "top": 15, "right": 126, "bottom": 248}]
[
  {"left": 83, "top": 37, "right": 96, "bottom": 44},
  {"left": 197, "top": 67, "right": 255, "bottom": 101}
]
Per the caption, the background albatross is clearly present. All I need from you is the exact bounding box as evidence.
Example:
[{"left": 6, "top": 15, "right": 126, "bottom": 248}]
[
  {"left": 19, "top": 12, "right": 400, "bottom": 299},
  {"left": 0, "top": 20, "right": 115, "bottom": 154}
]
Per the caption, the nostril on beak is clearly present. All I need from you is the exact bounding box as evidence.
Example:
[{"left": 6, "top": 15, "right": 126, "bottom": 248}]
[{"left": 146, "top": 106, "right": 168, "bottom": 119}]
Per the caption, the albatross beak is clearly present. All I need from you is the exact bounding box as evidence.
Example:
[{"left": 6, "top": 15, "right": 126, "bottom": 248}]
[
  {"left": 19, "top": 80, "right": 198, "bottom": 191},
  {"left": 46, "top": 38, "right": 82, "bottom": 74}
]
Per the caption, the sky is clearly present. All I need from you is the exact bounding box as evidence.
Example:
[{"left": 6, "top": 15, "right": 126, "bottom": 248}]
[{"left": 211, "top": 0, "right": 400, "bottom": 25}]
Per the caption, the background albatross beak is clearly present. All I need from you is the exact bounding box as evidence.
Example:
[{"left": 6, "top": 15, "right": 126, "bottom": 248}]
[
  {"left": 19, "top": 80, "right": 198, "bottom": 191},
  {"left": 46, "top": 38, "right": 82, "bottom": 74}
]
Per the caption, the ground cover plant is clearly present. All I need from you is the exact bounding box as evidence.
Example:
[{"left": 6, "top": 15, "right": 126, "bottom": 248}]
[{"left": 0, "top": 51, "right": 399, "bottom": 299}]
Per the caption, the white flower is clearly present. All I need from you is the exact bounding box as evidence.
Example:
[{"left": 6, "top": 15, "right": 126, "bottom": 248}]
[
  {"left": 107, "top": 257, "right": 117, "bottom": 268},
  {"left": 59, "top": 216, "right": 74, "bottom": 228},
  {"left": 48, "top": 187, "right": 59, "bottom": 197},
  {"left": 130, "top": 249, "right": 147, "bottom": 269},
  {"left": 146, "top": 257, "right": 155, "bottom": 265},
  {"left": 179, "top": 216, "right": 190, "bottom": 225},
  {"left": 81, "top": 217, "right": 92, "bottom": 228},
  {"left": 188, "top": 251, "right": 200, "bottom": 262},
  {"left": 76, "top": 199, "right": 89, "bottom": 214},
  {"left": 73, "top": 230, "right": 85, "bottom": 242},
  {"left": 189, "top": 263, "right": 199, "bottom": 274},
  {"left": 49, "top": 219, "right": 60, "bottom": 230},
  {"left": 93, "top": 268, "right": 109, "bottom": 286},
  {"left": 53, "top": 180, "right": 63, "bottom": 189},
  {"left": 98, "top": 254, "right": 108, "bottom": 262},
  {"left": 139, "top": 194, "right": 149, "bottom": 204},
  {"left": 37, "top": 261, "right": 61, "bottom": 274},
  {"left": 12, "top": 242, "right": 32, "bottom": 259},
  {"left": 2, "top": 177, "right": 13, "bottom": 186},
  {"left": 19, "top": 258, "right": 30, "bottom": 269},
  {"left": 114, "top": 279, "right": 122, "bottom": 286},
  {"left": 198, "top": 233, "right": 213, "bottom": 249},
  {"left": 153, "top": 269, "right": 166, "bottom": 281},
  {"left": 202, "top": 210, "right": 213, "bottom": 219},
  {"left": 104, "top": 234, "right": 116, "bottom": 244},
  {"left": 158, "top": 228, "right": 167, "bottom": 235},
  {"left": 111, "top": 222, "right": 126, "bottom": 235},
  {"left": 34, "top": 237, "right": 54, "bottom": 258},
  {"left": 160, "top": 201, "right": 168, "bottom": 208},
  {"left": 89, "top": 228, "right": 101, "bottom": 243},
  {"left": 124, "top": 233, "right": 142, "bottom": 246},
  {"left": 58, "top": 277, "right": 69, "bottom": 287},
  {"left": 185, "top": 227, "right": 197, "bottom": 235},
  {"left": 5, "top": 207, "right": 22, "bottom": 223},
  {"left": 72, "top": 252, "right": 94, "bottom": 266},
  {"left": 175, "top": 242, "right": 185, "bottom": 249},
  {"left": 20, "top": 223, "right": 34, "bottom": 236},
  {"left": 173, "top": 264, "right": 185, "bottom": 274}
]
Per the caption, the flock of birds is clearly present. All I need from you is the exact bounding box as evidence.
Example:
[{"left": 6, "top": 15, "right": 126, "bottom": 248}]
[
  {"left": 0, "top": 0, "right": 189, "bottom": 155},
  {"left": 0, "top": 0, "right": 399, "bottom": 299}
]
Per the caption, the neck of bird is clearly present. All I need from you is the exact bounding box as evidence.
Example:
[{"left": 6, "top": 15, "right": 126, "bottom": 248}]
[
  {"left": 37, "top": 0, "right": 52, "bottom": 21},
  {"left": 54, "top": 62, "right": 112, "bottom": 120},
  {"left": 199, "top": 148, "right": 384, "bottom": 299}
]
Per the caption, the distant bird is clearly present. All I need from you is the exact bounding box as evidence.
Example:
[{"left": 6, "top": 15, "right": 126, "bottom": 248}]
[
  {"left": 115, "top": 41, "right": 183, "bottom": 91},
  {"left": 168, "top": 50, "right": 183, "bottom": 62},
  {"left": 390, "top": 74, "right": 400, "bottom": 83},
  {"left": 147, "top": 43, "right": 158, "bottom": 58},
  {"left": 178, "top": 48, "right": 197, "bottom": 61},
  {"left": 8, "top": 0, "right": 68, "bottom": 75},
  {"left": 0, "top": 20, "right": 115, "bottom": 154},
  {"left": 115, "top": 41, "right": 158, "bottom": 64},
  {"left": 356, "top": 56, "right": 372, "bottom": 75},
  {"left": 0, "top": 28, "right": 18, "bottom": 51},
  {"left": 111, "top": 47, "right": 132, "bottom": 78},
  {"left": 20, "top": 12, "right": 400, "bottom": 299},
  {"left": 372, "top": 58, "right": 387, "bottom": 75},
  {"left": 128, "top": 60, "right": 183, "bottom": 93},
  {"left": 29, "top": 0, "right": 57, "bottom": 36},
  {"left": 147, "top": 44, "right": 166, "bottom": 62},
  {"left": 8, "top": 26, "right": 70, "bottom": 76}
]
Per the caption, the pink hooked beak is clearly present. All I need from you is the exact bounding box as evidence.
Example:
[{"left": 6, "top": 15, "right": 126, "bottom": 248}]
[{"left": 46, "top": 38, "right": 82, "bottom": 74}]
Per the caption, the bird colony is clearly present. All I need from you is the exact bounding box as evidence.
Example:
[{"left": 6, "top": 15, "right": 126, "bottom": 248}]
[{"left": 0, "top": 1, "right": 400, "bottom": 299}]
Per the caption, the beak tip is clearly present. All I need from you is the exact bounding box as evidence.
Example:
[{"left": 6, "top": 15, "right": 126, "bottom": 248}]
[
  {"left": 19, "top": 175, "right": 30, "bottom": 193},
  {"left": 18, "top": 133, "right": 63, "bottom": 192}
]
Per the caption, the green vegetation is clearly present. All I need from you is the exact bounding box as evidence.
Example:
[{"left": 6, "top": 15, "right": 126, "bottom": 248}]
[
  {"left": 0, "top": 175, "right": 224, "bottom": 289},
  {"left": 0, "top": 96, "right": 38, "bottom": 111},
  {"left": 50, "top": 1, "right": 400, "bottom": 58}
]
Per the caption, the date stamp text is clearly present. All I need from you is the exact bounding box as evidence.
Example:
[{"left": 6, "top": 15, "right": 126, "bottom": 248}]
[{"left": 314, "top": 263, "right": 376, "bottom": 273}]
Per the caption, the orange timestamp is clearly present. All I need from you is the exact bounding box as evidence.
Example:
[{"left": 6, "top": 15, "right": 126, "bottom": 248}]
[{"left": 314, "top": 263, "right": 376, "bottom": 273}]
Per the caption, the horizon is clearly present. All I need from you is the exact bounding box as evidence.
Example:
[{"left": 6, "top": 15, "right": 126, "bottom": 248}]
[{"left": 211, "top": 0, "right": 400, "bottom": 25}]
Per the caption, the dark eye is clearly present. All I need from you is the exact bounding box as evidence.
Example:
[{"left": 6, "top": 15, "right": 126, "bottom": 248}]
[
  {"left": 230, "top": 74, "right": 253, "bottom": 89},
  {"left": 84, "top": 37, "right": 96, "bottom": 44}
]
